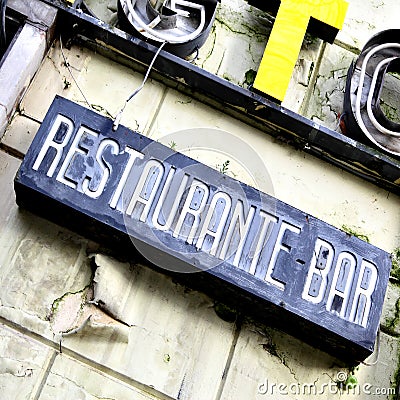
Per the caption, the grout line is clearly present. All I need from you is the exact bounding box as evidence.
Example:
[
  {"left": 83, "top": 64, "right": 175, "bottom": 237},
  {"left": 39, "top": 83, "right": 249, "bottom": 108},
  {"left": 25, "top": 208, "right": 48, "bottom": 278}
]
[
  {"left": 0, "top": 142, "right": 25, "bottom": 160},
  {"left": 55, "top": 348, "right": 175, "bottom": 400},
  {"left": 30, "top": 350, "right": 57, "bottom": 400},
  {"left": 0, "top": 111, "right": 43, "bottom": 160},
  {"left": 299, "top": 41, "right": 327, "bottom": 117},
  {"left": 0, "top": 315, "right": 61, "bottom": 357},
  {"left": 19, "top": 111, "right": 43, "bottom": 125},
  {"left": 333, "top": 39, "right": 361, "bottom": 56},
  {"left": 0, "top": 315, "right": 175, "bottom": 400},
  {"left": 214, "top": 316, "right": 243, "bottom": 400}
]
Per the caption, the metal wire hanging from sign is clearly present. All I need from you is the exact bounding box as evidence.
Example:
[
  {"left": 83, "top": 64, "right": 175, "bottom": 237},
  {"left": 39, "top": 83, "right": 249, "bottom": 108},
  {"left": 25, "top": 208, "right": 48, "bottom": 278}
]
[
  {"left": 113, "top": 40, "right": 167, "bottom": 130},
  {"left": 112, "top": 0, "right": 217, "bottom": 127},
  {"left": 118, "top": 0, "right": 218, "bottom": 57},
  {"left": 342, "top": 30, "right": 400, "bottom": 157}
]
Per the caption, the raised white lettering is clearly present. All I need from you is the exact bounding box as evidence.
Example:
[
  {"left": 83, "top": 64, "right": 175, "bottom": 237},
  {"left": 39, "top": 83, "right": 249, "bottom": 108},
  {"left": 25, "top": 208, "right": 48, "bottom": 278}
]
[
  {"left": 265, "top": 221, "right": 301, "bottom": 290},
  {"left": 219, "top": 200, "right": 256, "bottom": 267},
  {"left": 152, "top": 168, "right": 189, "bottom": 231},
  {"left": 302, "top": 238, "right": 334, "bottom": 303},
  {"left": 109, "top": 146, "right": 144, "bottom": 210},
  {"left": 196, "top": 192, "right": 232, "bottom": 256},
  {"left": 349, "top": 260, "right": 378, "bottom": 328},
  {"left": 33, "top": 114, "right": 74, "bottom": 177},
  {"left": 56, "top": 126, "right": 98, "bottom": 189},
  {"left": 126, "top": 159, "right": 164, "bottom": 222},
  {"left": 82, "top": 139, "right": 119, "bottom": 198},
  {"left": 248, "top": 210, "right": 278, "bottom": 275},
  {"left": 173, "top": 179, "right": 209, "bottom": 244},
  {"left": 326, "top": 252, "right": 356, "bottom": 318}
]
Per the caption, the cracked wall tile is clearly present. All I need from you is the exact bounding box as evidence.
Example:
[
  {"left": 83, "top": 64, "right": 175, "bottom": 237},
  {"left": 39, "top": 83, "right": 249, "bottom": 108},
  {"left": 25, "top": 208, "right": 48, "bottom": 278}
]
[
  {"left": 381, "top": 283, "right": 400, "bottom": 337},
  {"left": 0, "top": 151, "right": 92, "bottom": 338},
  {"left": 0, "top": 152, "right": 52, "bottom": 334},
  {"left": 336, "top": 0, "right": 400, "bottom": 52},
  {"left": 19, "top": 42, "right": 87, "bottom": 121},
  {"left": 1, "top": 115, "right": 40, "bottom": 157},
  {"left": 197, "top": 2, "right": 270, "bottom": 80},
  {"left": 0, "top": 324, "right": 54, "bottom": 400},
  {"left": 59, "top": 254, "right": 235, "bottom": 400},
  {"left": 0, "top": 226, "right": 92, "bottom": 331},
  {"left": 283, "top": 41, "right": 322, "bottom": 112},
  {"left": 50, "top": 286, "right": 130, "bottom": 344},
  {"left": 50, "top": 289, "right": 90, "bottom": 335},
  {"left": 219, "top": 321, "right": 341, "bottom": 400},
  {"left": 0, "top": 152, "right": 24, "bottom": 264},
  {"left": 379, "top": 73, "right": 400, "bottom": 124},
  {"left": 195, "top": 0, "right": 322, "bottom": 113},
  {"left": 220, "top": 321, "right": 399, "bottom": 400},
  {"left": 305, "top": 44, "right": 354, "bottom": 130},
  {"left": 39, "top": 354, "right": 159, "bottom": 400},
  {"left": 91, "top": 254, "right": 134, "bottom": 321},
  {"left": 306, "top": 41, "right": 400, "bottom": 137}
]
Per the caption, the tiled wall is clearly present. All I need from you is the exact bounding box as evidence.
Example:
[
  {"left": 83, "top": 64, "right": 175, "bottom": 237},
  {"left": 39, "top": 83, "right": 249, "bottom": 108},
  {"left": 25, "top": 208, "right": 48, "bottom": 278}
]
[{"left": 0, "top": 1, "right": 400, "bottom": 399}]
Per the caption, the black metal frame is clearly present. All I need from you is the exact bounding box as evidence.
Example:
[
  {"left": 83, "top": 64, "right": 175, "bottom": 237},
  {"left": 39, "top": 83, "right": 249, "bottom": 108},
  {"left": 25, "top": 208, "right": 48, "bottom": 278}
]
[{"left": 43, "top": 0, "right": 400, "bottom": 194}]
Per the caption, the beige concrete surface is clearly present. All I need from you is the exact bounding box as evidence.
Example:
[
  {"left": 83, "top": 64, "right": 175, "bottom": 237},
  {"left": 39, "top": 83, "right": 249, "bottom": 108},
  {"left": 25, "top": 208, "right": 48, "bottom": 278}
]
[
  {"left": 38, "top": 354, "right": 161, "bottom": 400},
  {"left": 0, "top": 324, "right": 55, "bottom": 400},
  {"left": 0, "top": 0, "right": 400, "bottom": 399}
]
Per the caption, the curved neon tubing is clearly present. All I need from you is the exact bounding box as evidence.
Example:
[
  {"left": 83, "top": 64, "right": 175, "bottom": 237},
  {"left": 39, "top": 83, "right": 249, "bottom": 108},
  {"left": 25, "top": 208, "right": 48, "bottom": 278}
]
[
  {"left": 355, "top": 43, "right": 400, "bottom": 155},
  {"left": 366, "top": 56, "right": 400, "bottom": 138},
  {"left": 123, "top": 0, "right": 205, "bottom": 44}
]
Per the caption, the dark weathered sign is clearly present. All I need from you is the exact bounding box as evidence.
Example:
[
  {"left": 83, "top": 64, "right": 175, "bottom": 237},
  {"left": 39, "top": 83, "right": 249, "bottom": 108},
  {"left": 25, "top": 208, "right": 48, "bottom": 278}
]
[{"left": 15, "top": 96, "right": 391, "bottom": 362}]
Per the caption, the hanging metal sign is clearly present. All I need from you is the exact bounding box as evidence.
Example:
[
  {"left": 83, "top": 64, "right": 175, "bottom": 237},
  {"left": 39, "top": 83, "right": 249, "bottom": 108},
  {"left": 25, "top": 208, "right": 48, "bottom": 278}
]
[{"left": 15, "top": 96, "right": 391, "bottom": 362}]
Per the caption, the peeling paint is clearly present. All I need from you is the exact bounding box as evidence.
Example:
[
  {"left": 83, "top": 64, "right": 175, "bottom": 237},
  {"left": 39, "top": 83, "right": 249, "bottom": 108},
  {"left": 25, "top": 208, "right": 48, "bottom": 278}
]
[{"left": 48, "top": 254, "right": 135, "bottom": 345}]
